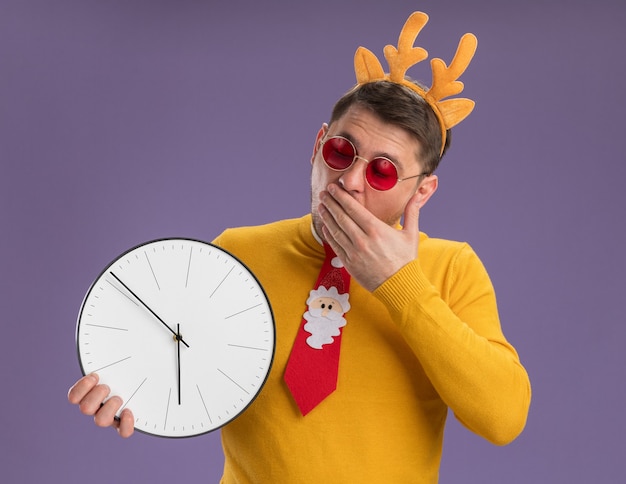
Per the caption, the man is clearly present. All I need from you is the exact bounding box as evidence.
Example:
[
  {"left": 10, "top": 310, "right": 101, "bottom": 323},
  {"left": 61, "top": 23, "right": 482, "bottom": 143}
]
[{"left": 68, "top": 12, "right": 530, "bottom": 483}]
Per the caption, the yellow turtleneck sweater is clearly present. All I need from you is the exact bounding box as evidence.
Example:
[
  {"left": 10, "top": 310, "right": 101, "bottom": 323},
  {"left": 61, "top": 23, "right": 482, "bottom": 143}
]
[{"left": 213, "top": 215, "right": 530, "bottom": 483}]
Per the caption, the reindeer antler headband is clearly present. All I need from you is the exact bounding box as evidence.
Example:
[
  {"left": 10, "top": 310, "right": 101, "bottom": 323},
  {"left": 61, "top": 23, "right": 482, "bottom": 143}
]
[{"left": 354, "top": 11, "right": 478, "bottom": 155}]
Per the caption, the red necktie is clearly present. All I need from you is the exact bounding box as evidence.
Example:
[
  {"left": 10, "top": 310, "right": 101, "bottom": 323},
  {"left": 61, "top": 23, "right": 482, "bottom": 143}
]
[{"left": 284, "top": 243, "right": 351, "bottom": 415}]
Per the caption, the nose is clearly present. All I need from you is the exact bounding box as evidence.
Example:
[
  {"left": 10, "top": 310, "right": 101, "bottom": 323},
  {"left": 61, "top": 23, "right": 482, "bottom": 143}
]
[{"left": 338, "top": 157, "right": 367, "bottom": 192}]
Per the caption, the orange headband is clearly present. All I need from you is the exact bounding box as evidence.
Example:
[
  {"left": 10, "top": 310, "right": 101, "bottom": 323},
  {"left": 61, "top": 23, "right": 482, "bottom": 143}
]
[{"left": 354, "top": 12, "right": 477, "bottom": 155}]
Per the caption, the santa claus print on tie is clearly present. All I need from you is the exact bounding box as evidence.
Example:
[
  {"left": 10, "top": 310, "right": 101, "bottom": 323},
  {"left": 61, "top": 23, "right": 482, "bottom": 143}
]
[{"left": 303, "top": 256, "right": 351, "bottom": 349}]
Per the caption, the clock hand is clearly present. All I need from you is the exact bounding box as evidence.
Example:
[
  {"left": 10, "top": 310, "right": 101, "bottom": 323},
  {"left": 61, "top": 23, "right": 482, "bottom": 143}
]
[
  {"left": 176, "top": 323, "right": 182, "bottom": 405},
  {"left": 109, "top": 271, "right": 190, "bottom": 348}
]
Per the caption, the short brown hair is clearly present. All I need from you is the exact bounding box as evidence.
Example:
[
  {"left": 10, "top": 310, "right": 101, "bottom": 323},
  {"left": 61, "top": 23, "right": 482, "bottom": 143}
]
[{"left": 329, "top": 80, "right": 451, "bottom": 174}]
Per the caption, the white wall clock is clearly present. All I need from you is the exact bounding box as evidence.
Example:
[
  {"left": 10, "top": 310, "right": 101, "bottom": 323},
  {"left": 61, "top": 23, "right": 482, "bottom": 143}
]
[{"left": 76, "top": 238, "right": 275, "bottom": 438}]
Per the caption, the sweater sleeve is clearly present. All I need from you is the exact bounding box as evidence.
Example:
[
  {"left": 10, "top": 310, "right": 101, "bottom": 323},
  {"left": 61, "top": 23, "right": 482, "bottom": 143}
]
[{"left": 373, "top": 243, "right": 531, "bottom": 445}]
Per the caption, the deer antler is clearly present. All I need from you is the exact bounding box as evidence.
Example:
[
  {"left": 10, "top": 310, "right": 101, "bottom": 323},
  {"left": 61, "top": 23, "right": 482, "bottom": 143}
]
[
  {"left": 384, "top": 11, "right": 429, "bottom": 83},
  {"left": 426, "top": 33, "right": 477, "bottom": 130},
  {"left": 352, "top": 11, "right": 478, "bottom": 155}
]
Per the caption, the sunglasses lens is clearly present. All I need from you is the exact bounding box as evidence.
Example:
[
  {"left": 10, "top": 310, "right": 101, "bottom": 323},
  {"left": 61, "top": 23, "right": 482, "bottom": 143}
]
[
  {"left": 366, "top": 158, "right": 398, "bottom": 191},
  {"left": 322, "top": 137, "right": 355, "bottom": 170}
]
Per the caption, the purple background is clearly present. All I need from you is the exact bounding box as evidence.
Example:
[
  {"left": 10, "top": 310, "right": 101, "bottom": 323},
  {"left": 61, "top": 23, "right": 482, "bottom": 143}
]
[{"left": 2, "top": 0, "right": 625, "bottom": 482}]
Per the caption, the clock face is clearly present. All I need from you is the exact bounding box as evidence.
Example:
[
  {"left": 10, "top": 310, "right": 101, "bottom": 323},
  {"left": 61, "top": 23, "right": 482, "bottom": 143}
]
[{"left": 76, "top": 238, "right": 275, "bottom": 438}]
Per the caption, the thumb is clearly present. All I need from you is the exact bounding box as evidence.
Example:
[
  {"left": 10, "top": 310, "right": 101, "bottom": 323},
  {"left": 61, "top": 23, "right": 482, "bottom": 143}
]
[{"left": 402, "top": 191, "right": 422, "bottom": 237}]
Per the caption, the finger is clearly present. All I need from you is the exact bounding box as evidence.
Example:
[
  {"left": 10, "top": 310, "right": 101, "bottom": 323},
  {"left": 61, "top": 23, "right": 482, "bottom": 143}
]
[
  {"left": 318, "top": 194, "right": 351, "bottom": 251},
  {"left": 320, "top": 188, "right": 355, "bottom": 234},
  {"left": 319, "top": 186, "right": 368, "bottom": 248},
  {"left": 325, "top": 184, "right": 372, "bottom": 233},
  {"left": 67, "top": 373, "right": 99, "bottom": 405},
  {"left": 114, "top": 408, "right": 135, "bottom": 438},
  {"left": 402, "top": 191, "right": 422, "bottom": 238},
  {"left": 318, "top": 201, "right": 345, "bottom": 243},
  {"left": 116, "top": 408, "right": 135, "bottom": 438},
  {"left": 93, "top": 396, "right": 123, "bottom": 428},
  {"left": 77, "top": 383, "right": 113, "bottom": 416},
  {"left": 320, "top": 223, "right": 345, "bottom": 261},
  {"left": 328, "top": 183, "right": 386, "bottom": 240}
]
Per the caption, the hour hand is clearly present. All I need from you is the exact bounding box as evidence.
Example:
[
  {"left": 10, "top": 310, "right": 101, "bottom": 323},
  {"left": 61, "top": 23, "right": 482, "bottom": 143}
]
[{"left": 109, "top": 271, "right": 190, "bottom": 348}]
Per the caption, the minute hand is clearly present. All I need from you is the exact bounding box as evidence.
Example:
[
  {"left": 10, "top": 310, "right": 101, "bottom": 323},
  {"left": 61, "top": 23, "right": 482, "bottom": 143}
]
[{"left": 110, "top": 271, "right": 190, "bottom": 348}]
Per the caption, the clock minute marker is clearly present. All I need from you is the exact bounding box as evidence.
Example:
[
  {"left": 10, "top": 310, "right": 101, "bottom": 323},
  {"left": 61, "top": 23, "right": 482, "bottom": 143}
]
[
  {"left": 92, "top": 355, "right": 132, "bottom": 373},
  {"left": 119, "top": 377, "right": 148, "bottom": 413},
  {"left": 85, "top": 323, "right": 128, "bottom": 331},
  {"left": 227, "top": 344, "right": 269, "bottom": 351},
  {"left": 224, "top": 303, "right": 263, "bottom": 320},
  {"left": 144, "top": 251, "right": 161, "bottom": 290},
  {"left": 164, "top": 388, "right": 172, "bottom": 431},
  {"left": 196, "top": 384, "right": 213, "bottom": 424},
  {"left": 209, "top": 266, "right": 234, "bottom": 298},
  {"left": 185, "top": 247, "right": 193, "bottom": 288},
  {"left": 217, "top": 368, "right": 250, "bottom": 395}
]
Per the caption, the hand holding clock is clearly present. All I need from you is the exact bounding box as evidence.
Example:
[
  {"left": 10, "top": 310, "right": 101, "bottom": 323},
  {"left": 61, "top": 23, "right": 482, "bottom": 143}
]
[{"left": 67, "top": 373, "right": 135, "bottom": 438}]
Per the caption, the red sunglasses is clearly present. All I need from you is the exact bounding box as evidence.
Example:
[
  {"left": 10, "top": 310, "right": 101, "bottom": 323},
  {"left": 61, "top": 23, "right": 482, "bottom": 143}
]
[{"left": 320, "top": 136, "right": 427, "bottom": 191}]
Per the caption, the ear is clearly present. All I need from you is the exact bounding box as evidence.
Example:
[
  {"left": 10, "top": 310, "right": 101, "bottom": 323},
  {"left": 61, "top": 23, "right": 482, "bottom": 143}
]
[
  {"left": 416, "top": 174, "right": 438, "bottom": 209},
  {"left": 311, "top": 123, "right": 328, "bottom": 165}
]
